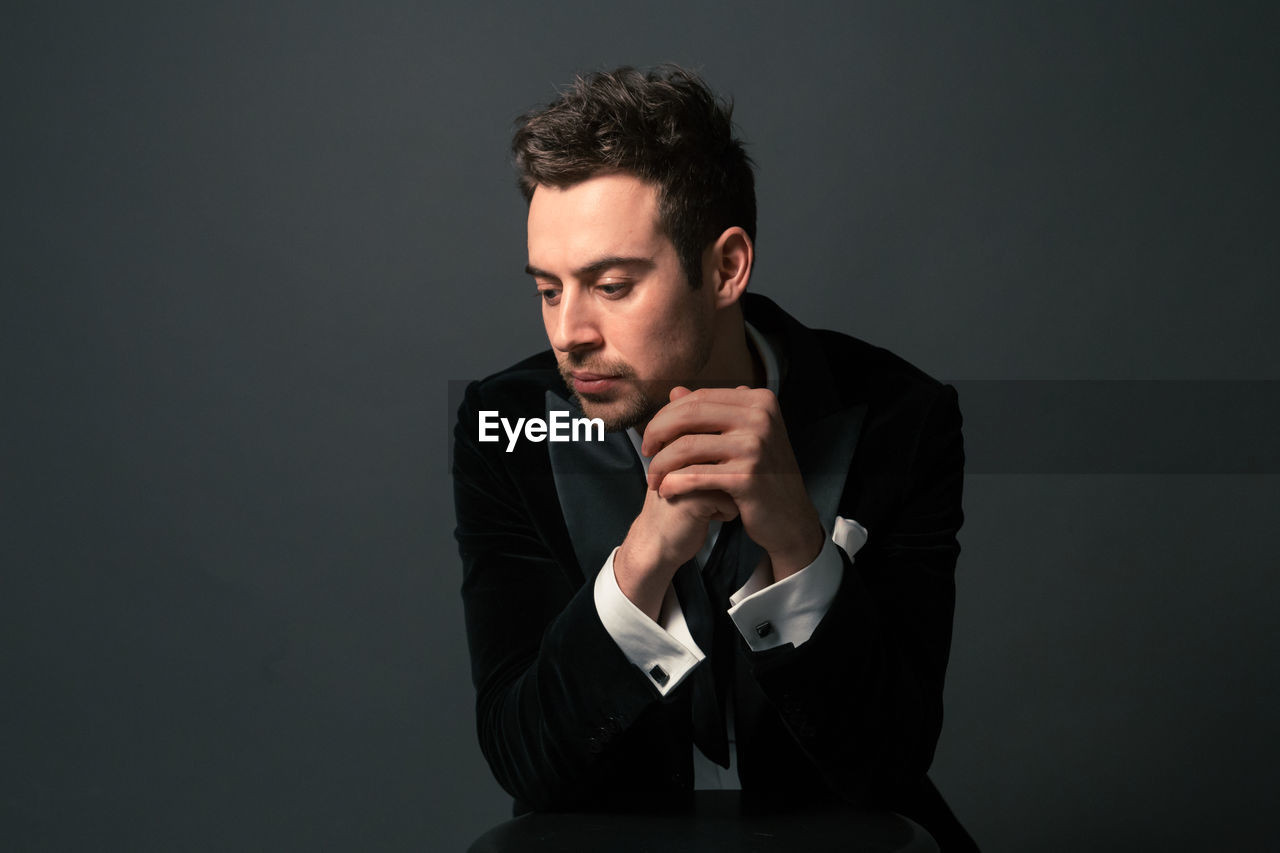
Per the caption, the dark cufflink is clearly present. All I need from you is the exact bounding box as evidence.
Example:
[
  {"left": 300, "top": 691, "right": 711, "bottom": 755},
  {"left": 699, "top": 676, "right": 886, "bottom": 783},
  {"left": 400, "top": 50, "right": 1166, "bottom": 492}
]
[
  {"left": 648, "top": 665, "right": 669, "bottom": 686},
  {"left": 755, "top": 621, "right": 774, "bottom": 638}
]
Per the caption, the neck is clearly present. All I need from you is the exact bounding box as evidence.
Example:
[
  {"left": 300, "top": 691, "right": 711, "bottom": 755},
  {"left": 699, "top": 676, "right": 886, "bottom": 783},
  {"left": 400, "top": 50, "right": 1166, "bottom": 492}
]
[{"left": 695, "top": 303, "right": 761, "bottom": 390}]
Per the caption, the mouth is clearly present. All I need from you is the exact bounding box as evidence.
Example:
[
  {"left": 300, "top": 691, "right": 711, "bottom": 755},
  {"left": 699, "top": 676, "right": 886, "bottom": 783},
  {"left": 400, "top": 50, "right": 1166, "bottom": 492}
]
[{"left": 570, "top": 371, "right": 622, "bottom": 395}]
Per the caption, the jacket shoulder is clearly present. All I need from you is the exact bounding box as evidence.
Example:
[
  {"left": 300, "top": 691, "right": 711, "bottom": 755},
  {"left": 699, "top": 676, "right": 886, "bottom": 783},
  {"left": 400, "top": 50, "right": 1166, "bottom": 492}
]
[
  {"left": 808, "top": 328, "right": 951, "bottom": 424},
  {"left": 744, "top": 291, "right": 947, "bottom": 410},
  {"left": 814, "top": 328, "right": 943, "bottom": 389}
]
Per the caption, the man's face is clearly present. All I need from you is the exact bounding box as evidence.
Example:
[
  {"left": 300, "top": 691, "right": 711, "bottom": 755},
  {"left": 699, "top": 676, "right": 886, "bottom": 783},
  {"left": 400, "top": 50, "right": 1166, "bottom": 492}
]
[{"left": 526, "top": 173, "right": 716, "bottom": 432}]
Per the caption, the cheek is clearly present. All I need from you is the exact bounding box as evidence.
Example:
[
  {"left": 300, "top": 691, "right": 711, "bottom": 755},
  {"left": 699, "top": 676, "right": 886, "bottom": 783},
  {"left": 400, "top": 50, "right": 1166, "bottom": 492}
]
[
  {"left": 643, "top": 316, "right": 701, "bottom": 376},
  {"left": 662, "top": 304, "right": 706, "bottom": 351}
]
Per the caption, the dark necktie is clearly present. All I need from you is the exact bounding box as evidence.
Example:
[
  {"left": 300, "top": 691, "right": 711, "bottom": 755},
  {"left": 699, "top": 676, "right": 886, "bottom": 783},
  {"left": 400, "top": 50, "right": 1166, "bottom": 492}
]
[{"left": 670, "top": 518, "right": 763, "bottom": 769}]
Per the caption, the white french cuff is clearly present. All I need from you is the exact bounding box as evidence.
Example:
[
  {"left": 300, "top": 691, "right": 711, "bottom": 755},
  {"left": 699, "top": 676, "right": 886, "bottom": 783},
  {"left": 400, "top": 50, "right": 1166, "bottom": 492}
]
[
  {"left": 594, "top": 547, "right": 705, "bottom": 696},
  {"left": 727, "top": 536, "right": 845, "bottom": 652}
]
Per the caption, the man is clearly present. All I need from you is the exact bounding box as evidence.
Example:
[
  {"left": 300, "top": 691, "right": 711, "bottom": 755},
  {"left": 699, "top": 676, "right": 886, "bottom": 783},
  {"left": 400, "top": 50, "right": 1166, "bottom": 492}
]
[{"left": 454, "top": 66, "right": 978, "bottom": 851}]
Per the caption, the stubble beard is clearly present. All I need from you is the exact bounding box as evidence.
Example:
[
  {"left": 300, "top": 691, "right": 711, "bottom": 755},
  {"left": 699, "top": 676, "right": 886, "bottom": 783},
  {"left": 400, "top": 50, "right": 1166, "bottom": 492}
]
[
  {"left": 558, "top": 359, "right": 658, "bottom": 432},
  {"left": 559, "top": 308, "right": 715, "bottom": 433}
]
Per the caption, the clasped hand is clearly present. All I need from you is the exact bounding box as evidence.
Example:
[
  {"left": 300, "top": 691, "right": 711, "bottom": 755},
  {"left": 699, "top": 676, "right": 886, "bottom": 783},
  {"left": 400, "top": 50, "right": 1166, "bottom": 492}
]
[{"left": 615, "top": 385, "right": 825, "bottom": 619}]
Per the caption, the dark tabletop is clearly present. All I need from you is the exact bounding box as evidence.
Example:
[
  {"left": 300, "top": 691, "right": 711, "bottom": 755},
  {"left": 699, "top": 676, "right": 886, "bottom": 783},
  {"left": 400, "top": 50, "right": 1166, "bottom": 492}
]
[{"left": 468, "top": 791, "right": 940, "bottom": 853}]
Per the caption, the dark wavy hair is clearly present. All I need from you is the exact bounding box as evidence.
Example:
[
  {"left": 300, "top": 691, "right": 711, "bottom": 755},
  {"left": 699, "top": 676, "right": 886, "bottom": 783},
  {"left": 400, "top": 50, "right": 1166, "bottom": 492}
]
[{"left": 512, "top": 65, "right": 756, "bottom": 288}]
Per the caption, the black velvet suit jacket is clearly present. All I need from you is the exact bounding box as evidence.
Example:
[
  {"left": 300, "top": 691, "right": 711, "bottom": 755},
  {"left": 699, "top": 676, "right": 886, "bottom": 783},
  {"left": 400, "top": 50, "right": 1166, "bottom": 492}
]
[{"left": 453, "top": 294, "right": 977, "bottom": 851}]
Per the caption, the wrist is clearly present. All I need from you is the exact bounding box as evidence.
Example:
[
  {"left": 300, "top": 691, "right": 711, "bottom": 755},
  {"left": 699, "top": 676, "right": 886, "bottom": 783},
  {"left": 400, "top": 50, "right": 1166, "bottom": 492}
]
[
  {"left": 616, "top": 530, "right": 677, "bottom": 622},
  {"left": 768, "top": 517, "right": 826, "bottom": 581}
]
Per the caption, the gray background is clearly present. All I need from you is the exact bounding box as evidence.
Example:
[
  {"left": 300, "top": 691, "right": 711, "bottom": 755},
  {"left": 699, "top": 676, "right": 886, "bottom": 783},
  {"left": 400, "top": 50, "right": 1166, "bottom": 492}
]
[{"left": 4, "top": 2, "right": 1277, "bottom": 850}]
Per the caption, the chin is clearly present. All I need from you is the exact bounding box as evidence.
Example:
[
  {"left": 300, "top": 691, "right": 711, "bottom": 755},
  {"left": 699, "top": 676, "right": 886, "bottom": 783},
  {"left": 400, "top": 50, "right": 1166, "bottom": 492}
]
[{"left": 575, "top": 392, "right": 655, "bottom": 433}]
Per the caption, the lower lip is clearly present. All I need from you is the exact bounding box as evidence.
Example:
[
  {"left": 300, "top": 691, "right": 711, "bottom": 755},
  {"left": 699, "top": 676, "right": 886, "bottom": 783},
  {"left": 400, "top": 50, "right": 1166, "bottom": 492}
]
[{"left": 573, "top": 376, "right": 619, "bottom": 394}]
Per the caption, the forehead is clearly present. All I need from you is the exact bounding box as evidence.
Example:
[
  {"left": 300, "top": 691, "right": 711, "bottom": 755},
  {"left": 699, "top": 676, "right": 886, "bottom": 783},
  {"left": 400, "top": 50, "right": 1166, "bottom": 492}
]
[{"left": 527, "top": 173, "right": 666, "bottom": 268}]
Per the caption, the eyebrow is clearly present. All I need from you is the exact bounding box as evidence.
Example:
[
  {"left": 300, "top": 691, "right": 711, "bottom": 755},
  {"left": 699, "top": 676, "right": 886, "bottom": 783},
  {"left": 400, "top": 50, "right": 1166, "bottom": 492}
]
[{"left": 524, "top": 255, "right": 656, "bottom": 281}]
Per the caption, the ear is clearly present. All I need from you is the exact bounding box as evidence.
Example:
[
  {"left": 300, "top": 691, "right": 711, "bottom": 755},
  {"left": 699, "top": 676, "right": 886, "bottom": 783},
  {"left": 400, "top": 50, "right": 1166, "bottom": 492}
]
[{"left": 704, "top": 226, "right": 753, "bottom": 309}]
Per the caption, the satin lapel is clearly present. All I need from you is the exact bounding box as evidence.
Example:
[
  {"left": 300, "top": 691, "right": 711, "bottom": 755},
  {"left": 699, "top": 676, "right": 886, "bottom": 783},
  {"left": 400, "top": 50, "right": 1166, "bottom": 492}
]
[
  {"left": 790, "top": 404, "right": 867, "bottom": 533},
  {"left": 545, "top": 390, "right": 646, "bottom": 578},
  {"left": 756, "top": 295, "right": 869, "bottom": 533}
]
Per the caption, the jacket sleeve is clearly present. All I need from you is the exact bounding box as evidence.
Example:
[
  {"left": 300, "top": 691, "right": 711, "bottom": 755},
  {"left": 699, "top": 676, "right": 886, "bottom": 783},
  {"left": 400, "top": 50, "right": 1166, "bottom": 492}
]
[
  {"left": 743, "top": 382, "right": 965, "bottom": 804},
  {"left": 452, "top": 381, "right": 660, "bottom": 808}
]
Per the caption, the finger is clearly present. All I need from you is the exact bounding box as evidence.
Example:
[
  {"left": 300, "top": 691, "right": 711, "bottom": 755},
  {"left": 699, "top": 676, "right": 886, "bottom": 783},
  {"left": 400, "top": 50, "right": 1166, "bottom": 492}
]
[
  {"left": 670, "top": 386, "right": 777, "bottom": 408},
  {"left": 641, "top": 399, "right": 769, "bottom": 456},
  {"left": 657, "top": 463, "right": 753, "bottom": 501},
  {"left": 665, "top": 489, "right": 740, "bottom": 523},
  {"left": 647, "top": 432, "right": 754, "bottom": 491},
  {"left": 647, "top": 386, "right": 777, "bottom": 440}
]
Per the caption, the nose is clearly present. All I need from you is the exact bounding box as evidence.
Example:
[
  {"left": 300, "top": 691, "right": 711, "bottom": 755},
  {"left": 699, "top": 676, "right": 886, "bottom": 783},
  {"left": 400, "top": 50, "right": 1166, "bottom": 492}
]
[{"left": 548, "top": 288, "right": 602, "bottom": 354}]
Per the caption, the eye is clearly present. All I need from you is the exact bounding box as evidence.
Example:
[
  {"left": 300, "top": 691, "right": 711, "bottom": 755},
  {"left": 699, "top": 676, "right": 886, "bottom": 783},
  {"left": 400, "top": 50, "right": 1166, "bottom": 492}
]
[
  {"left": 597, "top": 282, "right": 630, "bottom": 298},
  {"left": 537, "top": 287, "right": 561, "bottom": 306}
]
